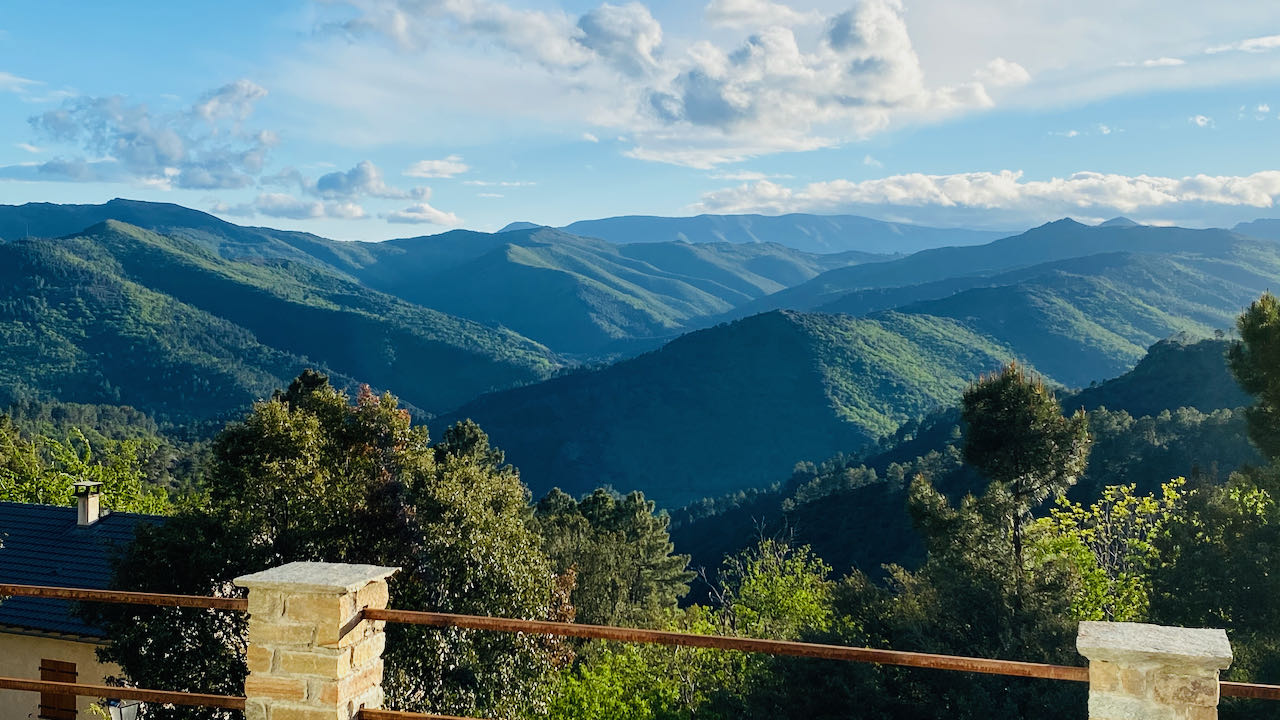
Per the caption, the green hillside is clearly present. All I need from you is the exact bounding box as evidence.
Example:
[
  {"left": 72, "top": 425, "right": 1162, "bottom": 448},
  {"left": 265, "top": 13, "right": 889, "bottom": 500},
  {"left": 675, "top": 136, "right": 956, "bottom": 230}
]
[
  {"left": 726, "top": 219, "right": 1250, "bottom": 318},
  {"left": 670, "top": 335, "right": 1262, "bottom": 578},
  {"left": 0, "top": 221, "right": 560, "bottom": 422},
  {"left": 351, "top": 227, "right": 882, "bottom": 355},
  {"left": 439, "top": 309, "right": 1018, "bottom": 507}
]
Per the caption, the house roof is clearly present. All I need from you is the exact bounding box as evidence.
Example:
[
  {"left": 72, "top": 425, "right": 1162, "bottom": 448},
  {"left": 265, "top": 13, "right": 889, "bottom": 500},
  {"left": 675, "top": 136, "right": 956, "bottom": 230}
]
[{"left": 0, "top": 501, "right": 162, "bottom": 638}]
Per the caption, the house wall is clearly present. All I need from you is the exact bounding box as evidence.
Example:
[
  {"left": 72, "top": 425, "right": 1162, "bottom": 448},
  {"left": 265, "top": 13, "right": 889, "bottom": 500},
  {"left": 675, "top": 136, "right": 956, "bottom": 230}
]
[{"left": 0, "top": 630, "right": 121, "bottom": 720}]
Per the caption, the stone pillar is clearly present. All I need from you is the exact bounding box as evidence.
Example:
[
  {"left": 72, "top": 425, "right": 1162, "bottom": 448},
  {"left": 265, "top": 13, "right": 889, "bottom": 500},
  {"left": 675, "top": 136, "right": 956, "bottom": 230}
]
[
  {"left": 235, "top": 562, "right": 399, "bottom": 720},
  {"left": 1077, "top": 621, "right": 1233, "bottom": 720}
]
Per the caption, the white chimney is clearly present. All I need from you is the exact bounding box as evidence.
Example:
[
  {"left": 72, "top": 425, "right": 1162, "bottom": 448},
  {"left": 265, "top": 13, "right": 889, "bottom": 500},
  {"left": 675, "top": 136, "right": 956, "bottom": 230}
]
[{"left": 74, "top": 481, "right": 103, "bottom": 526}]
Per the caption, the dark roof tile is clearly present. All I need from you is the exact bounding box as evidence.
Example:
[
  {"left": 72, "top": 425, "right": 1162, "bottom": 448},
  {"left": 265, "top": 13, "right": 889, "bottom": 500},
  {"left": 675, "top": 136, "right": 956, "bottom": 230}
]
[{"left": 0, "top": 501, "right": 162, "bottom": 637}]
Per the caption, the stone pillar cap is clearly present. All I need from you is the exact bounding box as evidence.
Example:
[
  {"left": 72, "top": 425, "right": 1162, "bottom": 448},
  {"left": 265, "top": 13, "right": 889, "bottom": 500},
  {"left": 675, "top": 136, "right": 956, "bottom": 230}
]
[
  {"left": 1078, "top": 621, "right": 1232, "bottom": 671},
  {"left": 234, "top": 561, "right": 400, "bottom": 593}
]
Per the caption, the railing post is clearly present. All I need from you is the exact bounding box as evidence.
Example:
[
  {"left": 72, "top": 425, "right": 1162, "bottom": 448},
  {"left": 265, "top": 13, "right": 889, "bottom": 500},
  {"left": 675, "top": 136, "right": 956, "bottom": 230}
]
[
  {"left": 234, "top": 562, "right": 399, "bottom": 720},
  {"left": 1077, "top": 621, "right": 1233, "bottom": 720}
]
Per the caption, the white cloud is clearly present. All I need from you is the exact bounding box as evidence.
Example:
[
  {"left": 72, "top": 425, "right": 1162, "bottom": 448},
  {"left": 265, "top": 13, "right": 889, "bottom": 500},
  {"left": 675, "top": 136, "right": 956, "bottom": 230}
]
[
  {"left": 1142, "top": 57, "right": 1185, "bottom": 67},
  {"left": 1097, "top": 124, "right": 1113, "bottom": 135},
  {"left": 463, "top": 179, "right": 535, "bottom": 187},
  {"left": 692, "top": 169, "right": 1280, "bottom": 228},
  {"left": 974, "top": 57, "right": 1031, "bottom": 87},
  {"left": 316, "top": 0, "right": 1020, "bottom": 168},
  {"left": 708, "top": 169, "right": 793, "bottom": 180},
  {"left": 577, "top": 2, "right": 664, "bottom": 77},
  {"left": 381, "top": 187, "right": 463, "bottom": 225},
  {"left": 704, "top": 0, "right": 821, "bottom": 29},
  {"left": 215, "top": 193, "right": 367, "bottom": 220},
  {"left": 1051, "top": 129, "right": 1081, "bottom": 138},
  {"left": 863, "top": 154, "right": 883, "bottom": 168},
  {"left": 477, "top": 192, "right": 504, "bottom": 198},
  {"left": 25, "top": 79, "right": 275, "bottom": 189},
  {"left": 14, "top": 142, "right": 41, "bottom": 153},
  {"left": 1207, "top": 34, "right": 1280, "bottom": 54},
  {"left": 0, "top": 71, "right": 37, "bottom": 93},
  {"left": 1190, "top": 114, "right": 1214, "bottom": 128},
  {"left": 582, "top": 132, "right": 600, "bottom": 143},
  {"left": 314, "top": 159, "right": 410, "bottom": 198},
  {"left": 1259, "top": 103, "right": 1272, "bottom": 113},
  {"left": 404, "top": 154, "right": 469, "bottom": 178}
]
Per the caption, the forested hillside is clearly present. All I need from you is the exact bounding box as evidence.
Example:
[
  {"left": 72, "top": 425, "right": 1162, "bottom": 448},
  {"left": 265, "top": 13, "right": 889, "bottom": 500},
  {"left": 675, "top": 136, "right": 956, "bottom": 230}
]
[
  {"left": 440, "top": 309, "right": 1018, "bottom": 506},
  {"left": 0, "top": 220, "right": 559, "bottom": 422},
  {"left": 669, "top": 335, "right": 1259, "bottom": 584}
]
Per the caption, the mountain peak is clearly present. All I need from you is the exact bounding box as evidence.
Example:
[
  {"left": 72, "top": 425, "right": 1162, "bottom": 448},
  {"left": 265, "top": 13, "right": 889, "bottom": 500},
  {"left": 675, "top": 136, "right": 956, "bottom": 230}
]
[
  {"left": 499, "top": 221, "right": 544, "bottom": 233},
  {"left": 1099, "top": 217, "right": 1140, "bottom": 227}
]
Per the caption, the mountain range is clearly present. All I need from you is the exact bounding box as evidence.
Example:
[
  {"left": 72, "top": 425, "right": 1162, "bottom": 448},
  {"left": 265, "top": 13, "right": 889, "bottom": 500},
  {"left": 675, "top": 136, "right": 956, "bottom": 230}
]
[{"left": 2, "top": 199, "right": 1280, "bottom": 508}]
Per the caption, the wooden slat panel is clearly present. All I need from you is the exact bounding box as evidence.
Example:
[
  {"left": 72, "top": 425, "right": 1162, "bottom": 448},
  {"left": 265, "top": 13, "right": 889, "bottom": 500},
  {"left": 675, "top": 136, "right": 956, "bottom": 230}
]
[{"left": 39, "top": 659, "right": 77, "bottom": 720}]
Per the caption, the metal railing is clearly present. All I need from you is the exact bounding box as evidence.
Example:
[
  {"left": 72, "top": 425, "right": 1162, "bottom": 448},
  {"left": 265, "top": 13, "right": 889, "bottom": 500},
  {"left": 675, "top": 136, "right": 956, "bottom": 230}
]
[{"left": 4, "top": 580, "right": 1280, "bottom": 719}]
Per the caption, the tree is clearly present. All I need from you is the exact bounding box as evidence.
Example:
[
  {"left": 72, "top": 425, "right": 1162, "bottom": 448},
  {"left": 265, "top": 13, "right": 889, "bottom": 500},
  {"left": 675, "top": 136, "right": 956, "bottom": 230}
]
[
  {"left": 961, "top": 362, "right": 1092, "bottom": 595},
  {"left": 533, "top": 488, "right": 694, "bottom": 627},
  {"left": 90, "top": 373, "right": 559, "bottom": 720},
  {"left": 1229, "top": 292, "right": 1280, "bottom": 461},
  {"left": 1029, "top": 479, "right": 1184, "bottom": 621}
]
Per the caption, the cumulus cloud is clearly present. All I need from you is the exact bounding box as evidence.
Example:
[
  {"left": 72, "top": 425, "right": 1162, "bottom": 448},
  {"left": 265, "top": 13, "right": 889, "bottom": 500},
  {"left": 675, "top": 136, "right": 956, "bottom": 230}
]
[
  {"left": 381, "top": 188, "right": 463, "bottom": 225},
  {"left": 582, "top": 132, "right": 600, "bottom": 142},
  {"left": 692, "top": 169, "right": 1280, "bottom": 228},
  {"left": 704, "top": 0, "right": 822, "bottom": 29},
  {"left": 1190, "top": 114, "right": 1214, "bottom": 128},
  {"left": 404, "top": 154, "right": 470, "bottom": 178},
  {"left": 321, "top": 0, "right": 1025, "bottom": 167},
  {"left": 974, "top": 57, "right": 1031, "bottom": 87},
  {"left": 22, "top": 79, "right": 275, "bottom": 189},
  {"left": 314, "top": 159, "right": 409, "bottom": 198},
  {"left": 577, "top": 3, "right": 663, "bottom": 77},
  {"left": 863, "top": 154, "right": 883, "bottom": 168}
]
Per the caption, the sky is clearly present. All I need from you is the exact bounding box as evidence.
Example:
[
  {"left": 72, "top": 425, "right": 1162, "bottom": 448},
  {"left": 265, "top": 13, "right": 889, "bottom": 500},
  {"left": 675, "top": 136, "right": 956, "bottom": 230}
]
[{"left": 2, "top": 0, "right": 1280, "bottom": 241}]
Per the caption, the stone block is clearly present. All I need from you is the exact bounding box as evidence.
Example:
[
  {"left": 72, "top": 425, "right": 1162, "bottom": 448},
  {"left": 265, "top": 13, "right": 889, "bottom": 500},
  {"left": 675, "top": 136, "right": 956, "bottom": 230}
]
[
  {"left": 244, "top": 673, "right": 307, "bottom": 702},
  {"left": 247, "top": 589, "right": 284, "bottom": 619},
  {"left": 248, "top": 619, "right": 315, "bottom": 647},
  {"left": 247, "top": 644, "right": 275, "bottom": 673},
  {"left": 1078, "top": 622, "right": 1232, "bottom": 674},
  {"left": 1090, "top": 660, "right": 1120, "bottom": 692},
  {"left": 356, "top": 580, "right": 389, "bottom": 610},
  {"left": 1154, "top": 674, "right": 1219, "bottom": 707},
  {"left": 350, "top": 633, "right": 386, "bottom": 670},
  {"left": 278, "top": 648, "right": 352, "bottom": 678}
]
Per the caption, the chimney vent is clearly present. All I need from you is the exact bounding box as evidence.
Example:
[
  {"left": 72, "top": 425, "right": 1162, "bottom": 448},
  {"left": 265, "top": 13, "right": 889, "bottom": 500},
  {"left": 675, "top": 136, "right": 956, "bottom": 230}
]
[{"left": 73, "top": 481, "right": 103, "bottom": 526}]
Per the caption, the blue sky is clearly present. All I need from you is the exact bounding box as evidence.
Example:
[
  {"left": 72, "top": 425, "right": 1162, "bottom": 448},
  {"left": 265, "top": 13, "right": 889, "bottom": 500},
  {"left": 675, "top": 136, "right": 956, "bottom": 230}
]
[{"left": 2, "top": 0, "right": 1280, "bottom": 241}]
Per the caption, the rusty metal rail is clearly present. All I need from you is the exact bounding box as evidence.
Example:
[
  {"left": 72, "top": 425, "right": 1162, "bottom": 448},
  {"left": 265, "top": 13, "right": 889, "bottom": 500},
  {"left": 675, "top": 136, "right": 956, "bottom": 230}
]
[
  {"left": 5, "top": 582, "right": 1280, "bottom": 704},
  {"left": 0, "top": 583, "right": 248, "bottom": 611},
  {"left": 363, "top": 608, "right": 1090, "bottom": 682},
  {"left": 0, "top": 676, "right": 246, "bottom": 709}
]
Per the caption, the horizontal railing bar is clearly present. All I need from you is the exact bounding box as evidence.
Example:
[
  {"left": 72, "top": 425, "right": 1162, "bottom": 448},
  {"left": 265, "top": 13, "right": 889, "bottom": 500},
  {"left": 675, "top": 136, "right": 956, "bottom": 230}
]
[
  {"left": 1223, "top": 681, "right": 1280, "bottom": 700},
  {"left": 358, "top": 710, "right": 486, "bottom": 720},
  {"left": 0, "top": 583, "right": 247, "bottom": 611},
  {"left": 0, "top": 675, "right": 246, "bottom": 709},
  {"left": 362, "top": 608, "right": 1090, "bottom": 683}
]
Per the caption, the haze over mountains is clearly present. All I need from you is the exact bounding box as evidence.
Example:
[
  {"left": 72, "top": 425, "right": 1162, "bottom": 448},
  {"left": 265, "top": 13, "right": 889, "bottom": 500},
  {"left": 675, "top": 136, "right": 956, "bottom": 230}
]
[{"left": 3, "top": 199, "right": 1280, "bottom": 506}]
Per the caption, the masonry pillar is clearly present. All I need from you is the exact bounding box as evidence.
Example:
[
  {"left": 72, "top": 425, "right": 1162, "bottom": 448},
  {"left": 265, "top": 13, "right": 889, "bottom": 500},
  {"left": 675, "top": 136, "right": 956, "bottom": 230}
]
[
  {"left": 1077, "top": 621, "right": 1233, "bottom": 720},
  {"left": 235, "top": 562, "right": 399, "bottom": 720}
]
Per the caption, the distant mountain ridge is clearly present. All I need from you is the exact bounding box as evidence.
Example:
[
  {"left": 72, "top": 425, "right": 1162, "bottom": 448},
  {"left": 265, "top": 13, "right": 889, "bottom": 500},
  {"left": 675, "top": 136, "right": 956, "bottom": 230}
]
[{"left": 560, "top": 213, "right": 1006, "bottom": 254}]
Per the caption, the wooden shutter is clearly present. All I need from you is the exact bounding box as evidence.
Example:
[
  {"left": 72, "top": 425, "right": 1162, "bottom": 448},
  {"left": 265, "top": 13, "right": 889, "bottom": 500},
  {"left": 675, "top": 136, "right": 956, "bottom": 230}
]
[{"left": 38, "top": 659, "right": 77, "bottom": 720}]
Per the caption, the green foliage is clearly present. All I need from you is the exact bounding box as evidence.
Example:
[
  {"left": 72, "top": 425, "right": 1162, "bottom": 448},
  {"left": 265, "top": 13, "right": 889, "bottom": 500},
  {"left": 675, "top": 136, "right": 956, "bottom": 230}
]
[
  {"left": 1229, "top": 292, "right": 1280, "bottom": 460},
  {"left": 532, "top": 488, "right": 693, "bottom": 627},
  {"left": 1029, "top": 479, "right": 1184, "bottom": 621},
  {"left": 91, "top": 373, "right": 559, "bottom": 720},
  {"left": 0, "top": 416, "right": 171, "bottom": 513},
  {"left": 542, "top": 538, "right": 835, "bottom": 720},
  {"left": 0, "top": 221, "right": 559, "bottom": 425}
]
